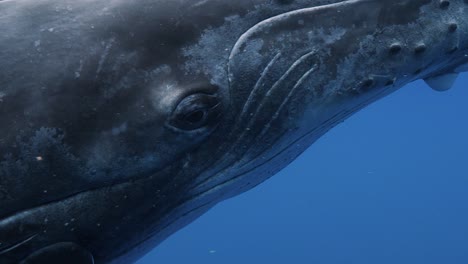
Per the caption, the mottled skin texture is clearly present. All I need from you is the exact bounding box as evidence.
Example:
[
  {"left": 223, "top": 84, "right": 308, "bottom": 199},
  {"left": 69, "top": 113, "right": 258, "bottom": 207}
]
[{"left": 0, "top": 0, "right": 467, "bottom": 263}]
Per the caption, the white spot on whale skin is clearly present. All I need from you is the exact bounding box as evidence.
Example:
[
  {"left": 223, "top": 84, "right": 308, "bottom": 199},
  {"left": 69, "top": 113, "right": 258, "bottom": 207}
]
[
  {"left": 424, "top": 73, "right": 459, "bottom": 92},
  {"left": 0, "top": 92, "right": 5, "bottom": 102},
  {"left": 34, "top": 40, "right": 41, "bottom": 47},
  {"left": 191, "top": 0, "right": 210, "bottom": 8},
  {"left": 75, "top": 60, "right": 84, "bottom": 79}
]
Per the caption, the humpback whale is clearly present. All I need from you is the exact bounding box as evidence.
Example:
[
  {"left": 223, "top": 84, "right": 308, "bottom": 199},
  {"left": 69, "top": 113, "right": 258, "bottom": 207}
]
[{"left": 0, "top": 0, "right": 467, "bottom": 263}]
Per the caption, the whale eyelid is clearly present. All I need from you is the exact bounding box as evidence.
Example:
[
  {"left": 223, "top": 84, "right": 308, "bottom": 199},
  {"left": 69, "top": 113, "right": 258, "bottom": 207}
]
[
  {"left": 168, "top": 83, "right": 220, "bottom": 111},
  {"left": 166, "top": 93, "right": 222, "bottom": 132}
]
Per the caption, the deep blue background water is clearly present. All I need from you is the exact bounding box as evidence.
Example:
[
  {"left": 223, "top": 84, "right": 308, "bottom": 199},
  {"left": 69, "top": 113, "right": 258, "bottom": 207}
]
[{"left": 138, "top": 74, "right": 468, "bottom": 264}]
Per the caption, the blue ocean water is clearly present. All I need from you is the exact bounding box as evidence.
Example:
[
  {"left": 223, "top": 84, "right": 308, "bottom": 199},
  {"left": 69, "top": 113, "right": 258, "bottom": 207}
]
[{"left": 138, "top": 74, "right": 468, "bottom": 264}]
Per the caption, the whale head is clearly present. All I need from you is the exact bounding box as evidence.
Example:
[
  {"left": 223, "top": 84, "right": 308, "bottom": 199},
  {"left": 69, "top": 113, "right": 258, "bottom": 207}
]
[{"left": 0, "top": 0, "right": 467, "bottom": 263}]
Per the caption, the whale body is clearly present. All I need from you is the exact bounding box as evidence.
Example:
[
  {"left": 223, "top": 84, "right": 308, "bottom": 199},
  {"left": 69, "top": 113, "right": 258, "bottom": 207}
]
[{"left": 1, "top": 0, "right": 467, "bottom": 263}]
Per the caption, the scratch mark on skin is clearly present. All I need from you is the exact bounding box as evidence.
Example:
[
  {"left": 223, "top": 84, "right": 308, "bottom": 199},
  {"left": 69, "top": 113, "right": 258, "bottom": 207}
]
[
  {"left": 96, "top": 38, "right": 115, "bottom": 77},
  {"left": 75, "top": 59, "right": 84, "bottom": 79},
  {"left": 0, "top": 233, "right": 38, "bottom": 256}
]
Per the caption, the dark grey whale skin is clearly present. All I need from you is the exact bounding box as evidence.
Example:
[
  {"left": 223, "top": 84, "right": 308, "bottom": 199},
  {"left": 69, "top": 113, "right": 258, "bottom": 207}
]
[{"left": 0, "top": 0, "right": 467, "bottom": 263}]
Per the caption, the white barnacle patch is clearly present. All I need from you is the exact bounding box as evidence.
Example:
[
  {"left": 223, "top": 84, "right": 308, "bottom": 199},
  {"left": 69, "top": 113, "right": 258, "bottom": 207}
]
[
  {"left": 145, "top": 65, "right": 177, "bottom": 114},
  {"left": 323, "top": 33, "right": 380, "bottom": 97},
  {"left": 237, "top": 38, "right": 265, "bottom": 69},
  {"left": 182, "top": 2, "right": 341, "bottom": 86},
  {"left": 183, "top": 15, "right": 248, "bottom": 87},
  {"left": 308, "top": 27, "right": 347, "bottom": 45},
  {"left": 151, "top": 81, "right": 180, "bottom": 115}
]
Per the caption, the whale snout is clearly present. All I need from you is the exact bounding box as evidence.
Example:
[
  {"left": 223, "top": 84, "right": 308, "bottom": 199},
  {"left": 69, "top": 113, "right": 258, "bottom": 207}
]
[
  {"left": 203, "top": 0, "right": 468, "bottom": 198},
  {"left": 229, "top": 0, "right": 468, "bottom": 100}
]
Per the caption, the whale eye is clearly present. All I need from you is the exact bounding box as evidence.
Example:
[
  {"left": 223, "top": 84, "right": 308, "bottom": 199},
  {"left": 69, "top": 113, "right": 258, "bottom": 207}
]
[{"left": 168, "top": 93, "right": 221, "bottom": 131}]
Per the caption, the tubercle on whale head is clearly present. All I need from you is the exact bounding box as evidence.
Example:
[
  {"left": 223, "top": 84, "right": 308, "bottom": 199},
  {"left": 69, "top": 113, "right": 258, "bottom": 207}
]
[
  {"left": 419, "top": 0, "right": 468, "bottom": 91},
  {"left": 187, "top": 0, "right": 468, "bottom": 198},
  {"left": 381, "top": 0, "right": 468, "bottom": 92},
  {"left": 319, "top": 0, "right": 468, "bottom": 125}
]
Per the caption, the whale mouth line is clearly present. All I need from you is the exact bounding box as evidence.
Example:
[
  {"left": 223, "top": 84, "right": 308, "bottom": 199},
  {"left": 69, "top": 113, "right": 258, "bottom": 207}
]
[
  {"left": 0, "top": 233, "right": 38, "bottom": 256},
  {"left": 114, "top": 85, "right": 396, "bottom": 260}
]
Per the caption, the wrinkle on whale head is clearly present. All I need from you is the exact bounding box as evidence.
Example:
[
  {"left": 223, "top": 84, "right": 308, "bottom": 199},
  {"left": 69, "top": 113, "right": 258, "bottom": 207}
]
[{"left": 182, "top": 0, "right": 468, "bottom": 200}]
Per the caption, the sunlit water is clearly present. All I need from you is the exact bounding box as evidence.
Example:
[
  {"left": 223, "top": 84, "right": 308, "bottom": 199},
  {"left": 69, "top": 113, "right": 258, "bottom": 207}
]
[{"left": 138, "top": 73, "right": 468, "bottom": 264}]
